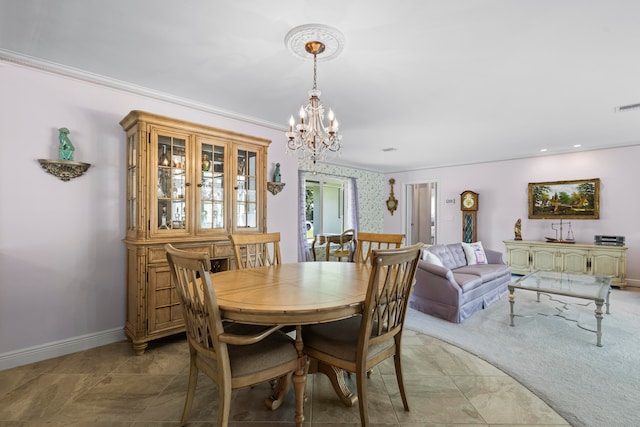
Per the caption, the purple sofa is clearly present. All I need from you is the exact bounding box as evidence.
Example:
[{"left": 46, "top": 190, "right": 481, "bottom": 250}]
[{"left": 409, "top": 243, "right": 511, "bottom": 323}]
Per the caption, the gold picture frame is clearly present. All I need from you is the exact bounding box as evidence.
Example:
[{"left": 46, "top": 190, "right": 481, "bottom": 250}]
[{"left": 528, "top": 178, "right": 600, "bottom": 220}]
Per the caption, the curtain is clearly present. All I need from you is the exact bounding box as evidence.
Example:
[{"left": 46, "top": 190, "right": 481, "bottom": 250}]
[
  {"left": 347, "top": 177, "right": 360, "bottom": 233},
  {"left": 297, "top": 170, "right": 311, "bottom": 261}
]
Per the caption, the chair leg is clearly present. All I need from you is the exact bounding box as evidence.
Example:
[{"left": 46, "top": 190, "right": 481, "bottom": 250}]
[
  {"left": 217, "top": 381, "right": 232, "bottom": 427},
  {"left": 180, "top": 354, "right": 199, "bottom": 426},
  {"left": 356, "top": 368, "right": 370, "bottom": 427},
  {"left": 394, "top": 353, "right": 409, "bottom": 411},
  {"left": 265, "top": 372, "right": 292, "bottom": 410}
]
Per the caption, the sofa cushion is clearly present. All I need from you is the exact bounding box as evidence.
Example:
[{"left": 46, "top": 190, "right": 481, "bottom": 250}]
[
  {"left": 446, "top": 243, "right": 468, "bottom": 268},
  {"left": 422, "top": 251, "right": 444, "bottom": 267},
  {"left": 455, "top": 264, "right": 510, "bottom": 282},
  {"left": 462, "top": 241, "right": 487, "bottom": 265},
  {"left": 451, "top": 272, "right": 483, "bottom": 292},
  {"left": 428, "top": 243, "right": 467, "bottom": 270}
]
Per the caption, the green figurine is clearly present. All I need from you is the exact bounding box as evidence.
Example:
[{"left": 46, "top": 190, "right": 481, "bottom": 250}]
[
  {"left": 58, "top": 127, "right": 75, "bottom": 161},
  {"left": 273, "top": 163, "right": 281, "bottom": 182}
]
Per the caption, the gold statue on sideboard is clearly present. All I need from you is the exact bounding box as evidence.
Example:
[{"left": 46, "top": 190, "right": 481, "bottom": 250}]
[{"left": 514, "top": 218, "right": 522, "bottom": 240}]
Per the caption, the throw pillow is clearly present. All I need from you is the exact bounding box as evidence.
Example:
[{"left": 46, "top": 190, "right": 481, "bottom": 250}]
[
  {"left": 462, "top": 241, "right": 488, "bottom": 265},
  {"left": 423, "top": 251, "right": 444, "bottom": 267}
]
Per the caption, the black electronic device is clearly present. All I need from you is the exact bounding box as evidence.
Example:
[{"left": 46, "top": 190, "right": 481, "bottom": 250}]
[{"left": 594, "top": 235, "right": 625, "bottom": 246}]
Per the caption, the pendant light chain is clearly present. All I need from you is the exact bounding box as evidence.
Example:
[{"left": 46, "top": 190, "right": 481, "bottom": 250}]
[{"left": 312, "top": 53, "right": 318, "bottom": 92}]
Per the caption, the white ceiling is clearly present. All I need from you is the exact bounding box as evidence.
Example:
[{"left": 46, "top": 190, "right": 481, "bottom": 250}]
[{"left": 2, "top": 0, "right": 639, "bottom": 173}]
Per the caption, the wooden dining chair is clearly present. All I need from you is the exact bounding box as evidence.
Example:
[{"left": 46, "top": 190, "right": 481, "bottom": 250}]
[
  {"left": 164, "top": 244, "right": 301, "bottom": 427},
  {"left": 229, "top": 232, "right": 296, "bottom": 338},
  {"left": 229, "top": 232, "right": 281, "bottom": 269},
  {"left": 302, "top": 242, "right": 424, "bottom": 427},
  {"left": 327, "top": 228, "right": 356, "bottom": 262},
  {"left": 354, "top": 231, "right": 404, "bottom": 264}
]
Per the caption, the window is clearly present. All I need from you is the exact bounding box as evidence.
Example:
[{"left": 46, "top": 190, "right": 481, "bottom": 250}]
[{"left": 305, "top": 178, "right": 346, "bottom": 240}]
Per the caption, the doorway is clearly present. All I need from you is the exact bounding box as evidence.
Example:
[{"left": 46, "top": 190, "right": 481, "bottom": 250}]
[{"left": 405, "top": 182, "right": 437, "bottom": 245}]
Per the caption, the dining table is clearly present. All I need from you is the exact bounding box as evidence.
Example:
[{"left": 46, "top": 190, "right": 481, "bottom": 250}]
[{"left": 210, "top": 261, "right": 372, "bottom": 426}]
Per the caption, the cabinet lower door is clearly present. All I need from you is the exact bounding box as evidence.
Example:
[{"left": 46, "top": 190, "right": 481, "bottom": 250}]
[
  {"left": 591, "top": 251, "right": 622, "bottom": 278},
  {"left": 507, "top": 247, "right": 531, "bottom": 274},
  {"left": 531, "top": 247, "right": 556, "bottom": 271},
  {"left": 147, "top": 265, "right": 184, "bottom": 334},
  {"left": 560, "top": 249, "right": 589, "bottom": 274}
]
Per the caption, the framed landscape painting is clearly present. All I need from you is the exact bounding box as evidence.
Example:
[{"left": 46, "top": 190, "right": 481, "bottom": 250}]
[{"left": 528, "top": 178, "right": 600, "bottom": 219}]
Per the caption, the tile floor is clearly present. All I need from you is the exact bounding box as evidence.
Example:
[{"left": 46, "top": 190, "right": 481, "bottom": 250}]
[{"left": 0, "top": 330, "right": 569, "bottom": 426}]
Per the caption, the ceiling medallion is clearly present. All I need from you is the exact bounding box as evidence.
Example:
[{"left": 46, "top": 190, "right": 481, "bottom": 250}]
[{"left": 285, "top": 24, "right": 345, "bottom": 62}]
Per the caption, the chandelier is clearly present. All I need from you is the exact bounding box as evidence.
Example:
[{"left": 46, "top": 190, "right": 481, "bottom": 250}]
[{"left": 285, "top": 25, "right": 344, "bottom": 167}]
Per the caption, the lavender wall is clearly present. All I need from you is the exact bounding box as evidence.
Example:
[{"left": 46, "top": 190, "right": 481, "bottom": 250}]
[
  {"left": 384, "top": 147, "right": 640, "bottom": 285},
  {"left": 0, "top": 60, "right": 298, "bottom": 360},
  {"left": 2, "top": 57, "right": 638, "bottom": 367}
]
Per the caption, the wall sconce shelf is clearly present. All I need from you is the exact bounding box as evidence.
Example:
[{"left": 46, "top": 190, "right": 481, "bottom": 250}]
[
  {"left": 267, "top": 181, "right": 286, "bottom": 195},
  {"left": 38, "top": 159, "right": 91, "bottom": 182}
]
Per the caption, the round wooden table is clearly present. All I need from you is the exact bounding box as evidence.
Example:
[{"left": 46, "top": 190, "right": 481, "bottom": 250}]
[
  {"left": 211, "top": 262, "right": 372, "bottom": 424},
  {"left": 213, "top": 261, "right": 370, "bottom": 324}
]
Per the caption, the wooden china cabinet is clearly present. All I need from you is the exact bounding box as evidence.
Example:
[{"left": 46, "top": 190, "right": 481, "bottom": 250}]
[{"left": 120, "top": 110, "right": 270, "bottom": 355}]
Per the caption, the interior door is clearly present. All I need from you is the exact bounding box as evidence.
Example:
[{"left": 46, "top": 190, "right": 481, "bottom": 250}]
[{"left": 406, "top": 182, "right": 437, "bottom": 245}]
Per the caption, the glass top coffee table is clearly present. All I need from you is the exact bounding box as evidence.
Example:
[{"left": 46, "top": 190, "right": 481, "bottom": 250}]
[{"left": 508, "top": 270, "right": 611, "bottom": 347}]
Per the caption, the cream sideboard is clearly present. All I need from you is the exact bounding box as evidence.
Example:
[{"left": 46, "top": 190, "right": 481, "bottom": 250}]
[
  {"left": 120, "top": 111, "right": 270, "bottom": 355},
  {"left": 503, "top": 240, "right": 627, "bottom": 288}
]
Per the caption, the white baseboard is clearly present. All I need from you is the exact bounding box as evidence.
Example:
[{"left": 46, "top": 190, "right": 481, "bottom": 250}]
[
  {"left": 625, "top": 278, "right": 640, "bottom": 288},
  {"left": 0, "top": 328, "right": 126, "bottom": 371}
]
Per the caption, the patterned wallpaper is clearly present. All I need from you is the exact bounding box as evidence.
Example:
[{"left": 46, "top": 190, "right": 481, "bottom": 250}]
[{"left": 300, "top": 162, "right": 384, "bottom": 233}]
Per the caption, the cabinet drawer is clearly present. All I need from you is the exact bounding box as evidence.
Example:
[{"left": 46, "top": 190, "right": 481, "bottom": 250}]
[
  {"left": 214, "top": 243, "right": 235, "bottom": 257},
  {"left": 148, "top": 245, "right": 212, "bottom": 264}
]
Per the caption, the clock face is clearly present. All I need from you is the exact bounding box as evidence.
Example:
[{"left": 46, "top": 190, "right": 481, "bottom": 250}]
[
  {"left": 461, "top": 191, "right": 478, "bottom": 211},
  {"left": 463, "top": 194, "right": 475, "bottom": 209},
  {"left": 386, "top": 196, "right": 398, "bottom": 214}
]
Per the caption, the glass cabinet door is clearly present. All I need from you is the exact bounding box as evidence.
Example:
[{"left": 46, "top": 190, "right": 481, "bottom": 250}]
[
  {"left": 155, "top": 132, "right": 189, "bottom": 234},
  {"left": 199, "top": 141, "right": 226, "bottom": 232},
  {"left": 235, "top": 148, "right": 258, "bottom": 230},
  {"left": 126, "top": 132, "right": 138, "bottom": 235}
]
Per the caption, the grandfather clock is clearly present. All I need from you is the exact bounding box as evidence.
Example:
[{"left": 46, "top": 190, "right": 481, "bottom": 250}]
[{"left": 460, "top": 190, "right": 478, "bottom": 243}]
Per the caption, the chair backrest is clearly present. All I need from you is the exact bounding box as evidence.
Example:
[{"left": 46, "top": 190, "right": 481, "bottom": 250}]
[
  {"left": 359, "top": 242, "right": 423, "bottom": 357},
  {"left": 355, "top": 231, "right": 404, "bottom": 264},
  {"left": 328, "top": 228, "right": 356, "bottom": 261},
  {"left": 164, "top": 244, "right": 227, "bottom": 363},
  {"left": 229, "top": 232, "right": 281, "bottom": 269}
]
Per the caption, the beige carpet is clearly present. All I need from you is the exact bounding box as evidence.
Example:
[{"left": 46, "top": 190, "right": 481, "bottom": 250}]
[{"left": 405, "top": 286, "right": 640, "bottom": 427}]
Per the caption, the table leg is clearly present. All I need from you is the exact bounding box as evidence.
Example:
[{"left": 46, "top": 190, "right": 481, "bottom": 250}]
[
  {"left": 314, "top": 360, "right": 357, "bottom": 407},
  {"left": 594, "top": 300, "right": 604, "bottom": 347},
  {"left": 265, "top": 373, "right": 291, "bottom": 410},
  {"left": 605, "top": 287, "right": 611, "bottom": 315},
  {"left": 509, "top": 287, "right": 516, "bottom": 327},
  {"left": 292, "top": 325, "right": 307, "bottom": 426}
]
